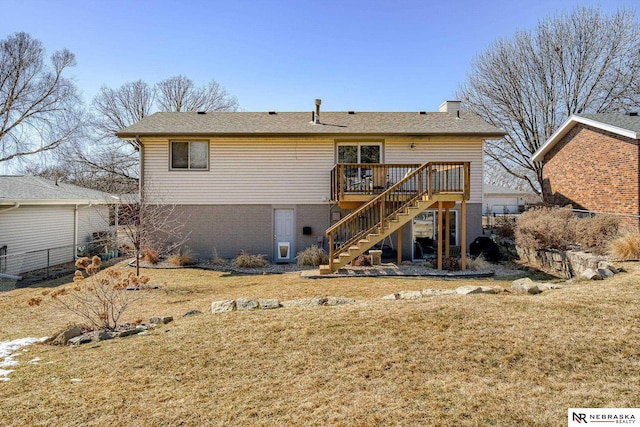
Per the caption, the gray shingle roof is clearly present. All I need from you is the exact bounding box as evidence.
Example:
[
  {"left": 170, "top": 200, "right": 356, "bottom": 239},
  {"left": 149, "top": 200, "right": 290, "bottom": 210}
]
[
  {"left": 0, "top": 176, "right": 116, "bottom": 204},
  {"left": 574, "top": 113, "right": 640, "bottom": 134},
  {"left": 116, "top": 111, "right": 505, "bottom": 138}
]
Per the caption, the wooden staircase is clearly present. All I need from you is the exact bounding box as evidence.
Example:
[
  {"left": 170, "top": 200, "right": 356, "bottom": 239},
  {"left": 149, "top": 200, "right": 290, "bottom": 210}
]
[{"left": 320, "top": 162, "right": 469, "bottom": 274}]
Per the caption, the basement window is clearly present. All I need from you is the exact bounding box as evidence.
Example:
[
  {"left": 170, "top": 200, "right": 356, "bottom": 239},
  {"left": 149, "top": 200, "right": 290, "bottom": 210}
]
[{"left": 171, "top": 141, "right": 209, "bottom": 170}]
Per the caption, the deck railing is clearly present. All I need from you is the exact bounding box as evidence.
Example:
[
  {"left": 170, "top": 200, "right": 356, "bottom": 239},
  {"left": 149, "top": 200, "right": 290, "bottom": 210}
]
[
  {"left": 330, "top": 163, "right": 422, "bottom": 201},
  {"left": 327, "top": 162, "right": 469, "bottom": 270}
]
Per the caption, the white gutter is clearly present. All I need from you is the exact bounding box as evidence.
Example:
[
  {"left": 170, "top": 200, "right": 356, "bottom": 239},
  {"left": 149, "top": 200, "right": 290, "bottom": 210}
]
[{"left": 0, "top": 203, "right": 20, "bottom": 214}]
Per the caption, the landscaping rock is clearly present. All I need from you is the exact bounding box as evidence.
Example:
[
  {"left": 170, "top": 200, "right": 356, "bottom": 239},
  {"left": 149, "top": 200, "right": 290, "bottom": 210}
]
[
  {"left": 397, "top": 290, "right": 423, "bottom": 300},
  {"left": 150, "top": 316, "right": 173, "bottom": 325},
  {"left": 511, "top": 278, "right": 542, "bottom": 294},
  {"left": 581, "top": 268, "right": 603, "bottom": 280},
  {"left": 456, "top": 285, "right": 498, "bottom": 295},
  {"left": 597, "top": 268, "right": 614, "bottom": 278},
  {"left": 325, "top": 297, "right": 355, "bottom": 305},
  {"left": 598, "top": 261, "right": 619, "bottom": 274},
  {"left": 211, "top": 300, "right": 236, "bottom": 313},
  {"left": 235, "top": 298, "right": 259, "bottom": 310},
  {"left": 68, "top": 334, "right": 93, "bottom": 346},
  {"left": 183, "top": 310, "right": 202, "bottom": 317},
  {"left": 281, "top": 298, "right": 313, "bottom": 307},
  {"left": 382, "top": 293, "right": 400, "bottom": 300},
  {"left": 98, "top": 331, "right": 116, "bottom": 341},
  {"left": 259, "top": 299, "right": 281, "bottom": 310},
  {"left": 311, "top": 297, "right": 328, "bottom": 306},
  {"left": 48, "top": 325, "right": 83, "bottom": 346},
  {"left": 421, "top": 289, "right": 457, "bottom": 296}
]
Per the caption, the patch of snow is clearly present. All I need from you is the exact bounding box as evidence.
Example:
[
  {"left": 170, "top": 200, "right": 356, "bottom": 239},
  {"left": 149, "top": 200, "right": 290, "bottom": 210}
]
[{"left": 0, "top": 337, "right": 47, "bottom": 381}]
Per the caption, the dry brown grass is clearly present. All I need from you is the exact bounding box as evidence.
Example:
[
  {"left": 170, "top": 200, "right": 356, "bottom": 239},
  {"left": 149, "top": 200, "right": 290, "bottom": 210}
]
[
  {"left": 167, "top": 248, "right": 197, "bottom": 266},
  {"left": 0, "top": 262, "right": 639, "bottom": 426},
  {"left": 610, "top": 232, "right": 640, "bottom": 260}
]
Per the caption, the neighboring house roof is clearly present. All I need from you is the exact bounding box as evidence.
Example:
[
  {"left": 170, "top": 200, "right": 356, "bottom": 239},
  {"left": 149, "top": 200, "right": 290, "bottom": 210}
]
[
  {"left": 483, "top": 184, "right": 536, "bottom": 197},
  {"left": 532, "top": 113, "right": 640, "bottom": 162},
  {"left": 0, "top": 176, "right": 117, "bottom": 205},
  {"left": 116, "top": 111, "right": 505, "bottom": 139}
]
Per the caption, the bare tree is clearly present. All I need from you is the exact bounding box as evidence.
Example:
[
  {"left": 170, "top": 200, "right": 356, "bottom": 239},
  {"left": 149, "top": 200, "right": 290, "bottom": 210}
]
[
  {"left": 155, "top": 75, "right": 239, "bottom": 112},
  {"left": 0, "top": 32, "right": 83, "bottom": 164},
  {"left": 92, "top": 80, "right": 154, "bottom": 149},
  {"left": 457, "top": 7, "right": 640, "bottom": 194},
  {"left": 117, "top": 184, "right": 190, "bottom": 275}
]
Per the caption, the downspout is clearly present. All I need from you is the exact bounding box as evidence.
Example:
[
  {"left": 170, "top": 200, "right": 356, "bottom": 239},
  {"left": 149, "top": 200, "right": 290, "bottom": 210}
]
[
  {"left": 0, "top": 203, "right": 20, "bottom": 214},
  {"left": 137, "top": 136, "right": 144, "bottom": 192},
  {"left": 74, "top": 203, "right": 94, "bottom": 259}
]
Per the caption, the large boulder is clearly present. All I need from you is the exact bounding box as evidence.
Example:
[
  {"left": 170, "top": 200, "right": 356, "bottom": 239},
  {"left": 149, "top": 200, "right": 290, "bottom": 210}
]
[
  {"left": 511, "top": 278, "right": 542, "bottom": 294},
  {"left": 211, "top": 300, "right": 236, "bottom": 313}
]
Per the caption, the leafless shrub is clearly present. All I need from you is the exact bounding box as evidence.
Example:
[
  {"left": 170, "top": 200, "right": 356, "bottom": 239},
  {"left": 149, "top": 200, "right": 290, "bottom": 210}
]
[
  {"left": 47, "top": 256, "right": 150, "bottom": 330},
  {"left": 575, "top": 215, "right": 620, "bottom": 255},
  {"left": 232, "top": 251, "right": 266, "bottom": 268},
  {"left": 493, "top": 216, "right": 517, "bottom": 239},
  {"left": 515, "top": 207, "right": 577, "bottom": 251},
  {"left": 296, "top": 246, "right": 329, "bottom": 267},
  {"left": 609, "top": 232, "right": 640, "bottom": 260},
  {"left": 442, "top": 257, "right": 461, "bottom": 271}
]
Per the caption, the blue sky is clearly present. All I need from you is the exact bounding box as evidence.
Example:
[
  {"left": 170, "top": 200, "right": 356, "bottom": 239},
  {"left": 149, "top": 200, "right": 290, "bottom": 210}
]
[{"left": 1, "top": 0, "right": 638, "bottom": 112}]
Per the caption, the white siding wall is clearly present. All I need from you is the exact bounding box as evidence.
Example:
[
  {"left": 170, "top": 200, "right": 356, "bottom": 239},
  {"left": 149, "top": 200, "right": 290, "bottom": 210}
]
[
  {"left": 143, "top": 136, "right": 485, "bottom": 205},
  {"left": 0, "top": 205, "right": 74, "bottom": 275},
  {"left": 78, "top": 206, "right": 111, "bottom": 244},
  {"left": 0, "top": 205, "right": 111, "bottom": 276}
]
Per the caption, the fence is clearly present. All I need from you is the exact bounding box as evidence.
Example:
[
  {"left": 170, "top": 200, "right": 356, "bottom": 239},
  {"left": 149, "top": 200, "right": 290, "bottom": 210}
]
[{"left": 0, "top": 237, "right": 122, "bottom": 280}]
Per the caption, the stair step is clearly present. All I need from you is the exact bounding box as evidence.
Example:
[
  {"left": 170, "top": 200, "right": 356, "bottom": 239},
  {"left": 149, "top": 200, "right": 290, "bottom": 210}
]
[{"left": 319, "top": 265, "right": 332, "bottom": 274}]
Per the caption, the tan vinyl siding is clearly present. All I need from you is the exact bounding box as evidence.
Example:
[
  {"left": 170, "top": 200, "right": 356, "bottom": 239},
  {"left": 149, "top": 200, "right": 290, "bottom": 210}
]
[
  {"left": 142, "top": 136, "right": 484, "bottom": 205},
  {"left": 385, "top": 138, "right": 484, "bottom": 203},
  {"left": 143, "top": 137, "right": 335, "bottom": 205}
]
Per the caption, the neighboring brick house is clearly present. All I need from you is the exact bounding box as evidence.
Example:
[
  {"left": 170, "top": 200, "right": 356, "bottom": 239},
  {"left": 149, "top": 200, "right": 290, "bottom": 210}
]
[{"left": 532, "top": 112, "right": 640, "bottom": 228}]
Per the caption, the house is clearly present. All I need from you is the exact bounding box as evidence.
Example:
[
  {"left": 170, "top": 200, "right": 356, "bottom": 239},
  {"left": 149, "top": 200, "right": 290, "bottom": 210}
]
[
  {"left": 0, "top": 176, "right": 115, "bottom": 280},
  {"left": 483, "top": 184, "right": 539, "bottom": 215},
  {"left": 116, "top": 100, "right": 504, "bottom": 273},
  {"left": 532, "top": 112, "right": 640, "bottom": 228}
]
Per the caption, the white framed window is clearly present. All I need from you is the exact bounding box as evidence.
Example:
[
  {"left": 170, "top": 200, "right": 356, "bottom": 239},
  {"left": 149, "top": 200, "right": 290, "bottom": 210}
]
[
  {"left": 336, "top": 143, "right": 382, "bottom": 164},
  {"left": 171, "top": 141, "right": 209, "bottom": 170}
]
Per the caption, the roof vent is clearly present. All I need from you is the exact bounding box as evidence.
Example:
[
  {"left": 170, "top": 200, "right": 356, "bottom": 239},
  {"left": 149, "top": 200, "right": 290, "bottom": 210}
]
[
  {"left": 268, "top": 111, "right": 277, "bottom": 115},
  {"left": 348, "top": 111, "right": 355, "bottom": 115},
  {"left": 419, "top": 111, "right": 426, "bottom": 115},
  {"left": 629, "top": 111, "right": 638, "bottom": 117},
  {"left": 197, "top": 111, "right": 206, "bottom": 115}
]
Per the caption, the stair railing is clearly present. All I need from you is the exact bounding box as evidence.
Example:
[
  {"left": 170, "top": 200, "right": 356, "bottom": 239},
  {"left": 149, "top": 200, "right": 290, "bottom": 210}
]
[{"left": 326, "top": 162, "right": 469, "bottom": 271}]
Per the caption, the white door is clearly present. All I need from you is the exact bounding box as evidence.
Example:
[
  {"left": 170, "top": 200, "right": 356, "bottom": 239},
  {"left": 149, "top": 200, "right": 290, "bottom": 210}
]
[{"left": 274, "top": 209, "right": 294, "bottom": 262}]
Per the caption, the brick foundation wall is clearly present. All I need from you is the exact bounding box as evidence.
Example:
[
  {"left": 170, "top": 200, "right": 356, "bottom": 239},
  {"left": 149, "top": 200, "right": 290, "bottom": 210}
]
[{"left": 542, "top": 124, "right": 639, "bottom": 227}]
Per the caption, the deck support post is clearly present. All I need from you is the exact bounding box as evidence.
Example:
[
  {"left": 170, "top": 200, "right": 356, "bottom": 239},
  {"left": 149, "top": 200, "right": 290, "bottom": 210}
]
[
  {"left": 445, "top": 207, "right": 451, "bottom": 258},
  {"left": 397, "top": 229, "right": 402, "bottom": 265},
  {"left": 461, "top": 200, "right": 467, "bottom": 270},
  {"left": 437, "top": 200, "right": 443, "bottom": 270}
]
